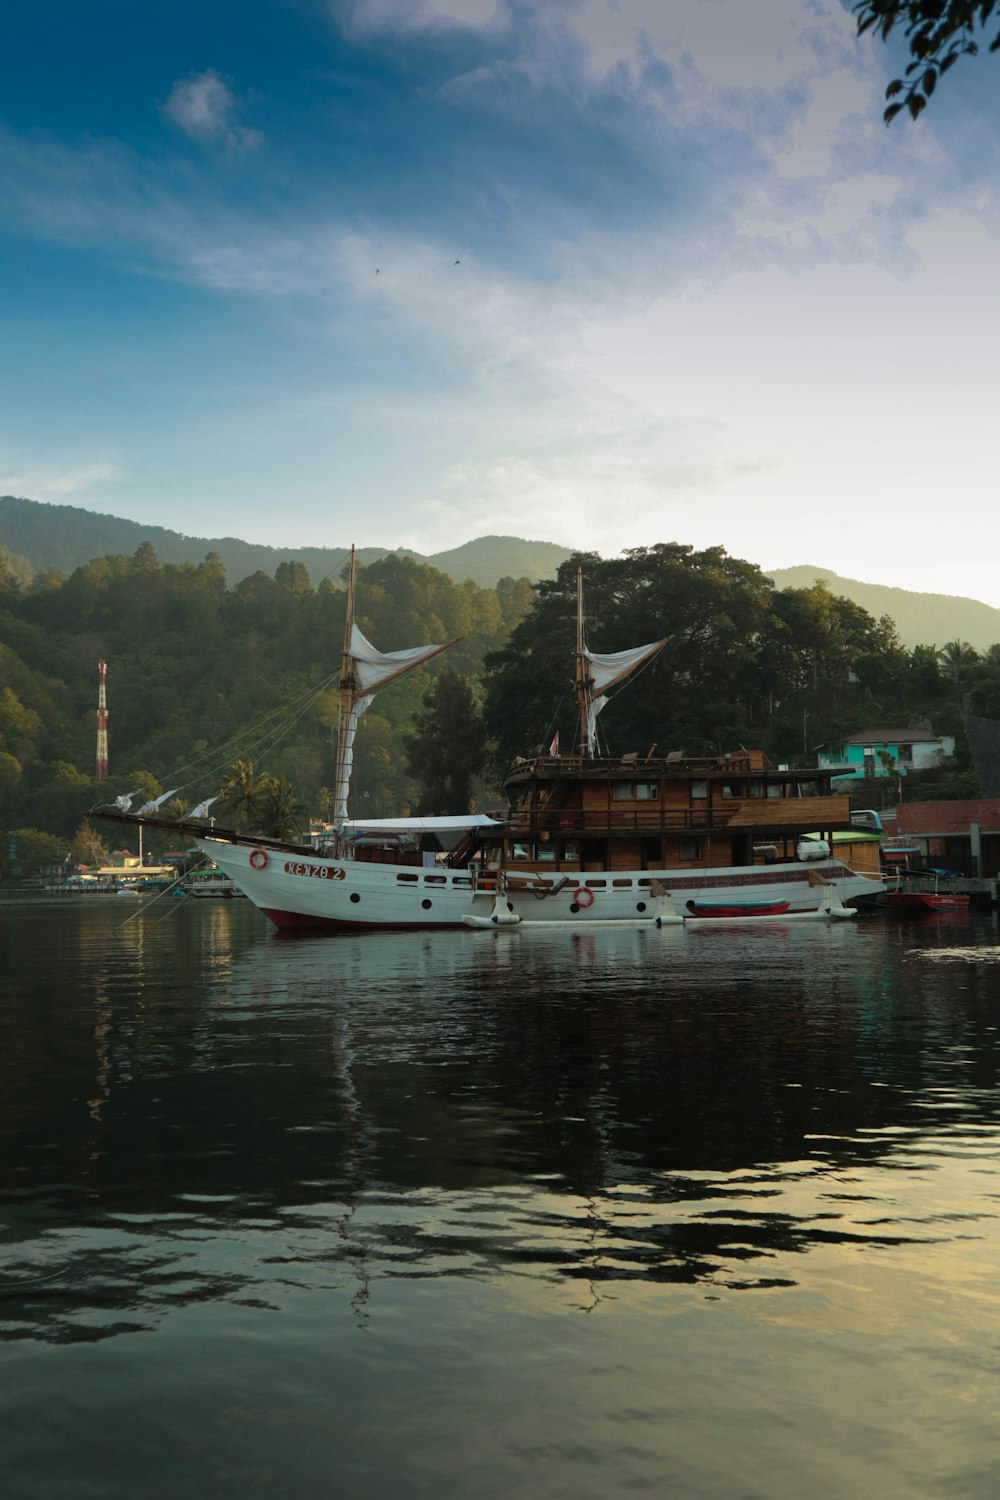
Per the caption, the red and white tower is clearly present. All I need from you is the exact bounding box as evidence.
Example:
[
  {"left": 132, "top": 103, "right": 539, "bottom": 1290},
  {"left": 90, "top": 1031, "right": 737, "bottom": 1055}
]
[{"left": 96, "top": 659, "right": 109, "bottom": 781}]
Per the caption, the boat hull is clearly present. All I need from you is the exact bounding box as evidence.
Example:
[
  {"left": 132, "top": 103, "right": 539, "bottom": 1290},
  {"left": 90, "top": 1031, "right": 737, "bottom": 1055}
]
[
  {"left": 887, "top": 891, "right": 970, "bottom": 912},
  {"left": 195, "top": 839, "right": 882, "bottom": 931}
]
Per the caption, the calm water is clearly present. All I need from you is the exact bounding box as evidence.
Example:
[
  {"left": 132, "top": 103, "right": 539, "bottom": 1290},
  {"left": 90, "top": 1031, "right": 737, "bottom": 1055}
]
[{"left": 3, "top": 898, "right": 1000, "bottom": 1498}]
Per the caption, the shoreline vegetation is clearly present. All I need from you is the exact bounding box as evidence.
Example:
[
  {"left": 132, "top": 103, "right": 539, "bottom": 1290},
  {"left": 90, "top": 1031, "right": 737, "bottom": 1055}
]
[{"left": 2, "top": 519, "right": 998, "bottom": 881}]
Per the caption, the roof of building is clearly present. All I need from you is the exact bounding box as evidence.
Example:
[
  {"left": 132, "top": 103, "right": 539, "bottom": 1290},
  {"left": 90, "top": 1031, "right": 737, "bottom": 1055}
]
[
  {"left": 838, "top": 729, "right": 945, "bottom": 746},
  {"left": 898, "top": 798, "right": 1000, "bottom": 835}
]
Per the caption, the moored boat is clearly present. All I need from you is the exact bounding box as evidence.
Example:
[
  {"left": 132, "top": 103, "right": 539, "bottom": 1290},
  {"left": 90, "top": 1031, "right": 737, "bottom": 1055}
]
[
  {"left": 182, "top": 867, "right": 246, "bottom": 899},
  {"left": 686, "top": 898, "right": 790, "bottom": 918},
  {"left": 887, "top": 889, "right": 970, "bottom": 912},
  {"left": 95, "top": 557, "right": 885, "bottom": 931}
]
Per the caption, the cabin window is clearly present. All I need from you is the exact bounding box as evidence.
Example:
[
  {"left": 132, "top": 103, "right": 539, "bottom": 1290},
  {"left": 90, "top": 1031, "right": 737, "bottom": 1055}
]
[
  {"left": 721, "top": 782, "right": 739, "bottom": 799},
  {"left": 452, "top": 877, "right": 471, "bottom": 887},
  {"left": 750, "top": 779, "right": 767, "bottom": 798},
  {"left": 561, "top": 840, "right": 580, "bottom": 861},
  {"left": 585, "top": 879, "right": 607, "bottom": 888},
  {"left": 679, "top": 837, "right": 701, "bottom": 860},
  {"left": 424, "top": 875, "right": 446, "bottom": 885},
  {"left": 612, "top": 878, "right": 632, "bottom": 888},
  {"left": 396, "top": 873, "right": 419, "bottom": 883},
  {"left": 612, "top": 781, "right": 658, "bottom": 801},
  {"left": 691, "top": 780, "right": 708, "bottom": 800},
  {"left": 512, "top": 842, "right": 532, "bottom": 861},
  {"left": 767, "top": 783, "right": 783, "bottom": 798}
]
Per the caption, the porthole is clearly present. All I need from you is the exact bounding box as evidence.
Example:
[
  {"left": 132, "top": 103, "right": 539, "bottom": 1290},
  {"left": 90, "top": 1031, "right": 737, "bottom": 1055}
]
[
  {"left": 350, "top": 893, "right": 360, "bottom": 904},
  {"left": 636, "top": 901, "right": 647, "bottom": 912},
  {"left": 421, "top": 899, "right": 432, "bottom": 909},
  {"left": 569, "top": 902, "right": 580, "bottom": 913}
]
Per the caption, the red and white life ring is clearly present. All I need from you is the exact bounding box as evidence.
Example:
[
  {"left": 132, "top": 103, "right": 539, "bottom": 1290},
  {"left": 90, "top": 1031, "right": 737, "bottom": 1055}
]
[
  {"left": 574, "top": 886, "right": 595, "bottom": 908},
  {"left": 249, "top": 847, "right": 269, "bottom": 870}
]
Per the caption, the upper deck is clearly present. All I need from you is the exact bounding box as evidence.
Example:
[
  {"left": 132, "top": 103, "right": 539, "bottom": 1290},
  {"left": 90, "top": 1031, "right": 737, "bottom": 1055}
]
[{"left": 501, "top": 750, "right": 854, "bottom": 840}]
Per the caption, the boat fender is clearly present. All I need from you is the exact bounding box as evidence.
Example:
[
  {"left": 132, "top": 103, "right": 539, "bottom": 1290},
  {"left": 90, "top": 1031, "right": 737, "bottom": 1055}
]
[
  {"left": 249, "top": 847, "right": 269, "bottom": 870},
  {"left": 574, "top": 887, "right": 595, "bottom": 908}
]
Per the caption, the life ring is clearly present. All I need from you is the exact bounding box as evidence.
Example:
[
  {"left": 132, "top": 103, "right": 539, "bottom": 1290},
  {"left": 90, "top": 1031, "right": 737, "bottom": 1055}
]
[
  {"left": 249, "top": 847, "right": 269, "bottom": 870},
  {"left": 574, "top": 886, "right": 595, "bottom": 908}
]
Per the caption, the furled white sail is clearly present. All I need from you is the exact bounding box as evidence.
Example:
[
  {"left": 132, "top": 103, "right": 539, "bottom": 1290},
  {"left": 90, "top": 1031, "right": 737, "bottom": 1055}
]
[
  {"left": 586, "top": 693, "right": 609, "bottom": 750},
  {"left": 334, "top": 692, "right": 373, "bottom": 827},
  {"left": 136, "top": 788, "right": 178, "bottom": 817},
  {"left": 574, "top": 566, "right": 668, "bottom": 758},
  {"left": 584, "top": 641, "right": 665, "bottom": 696},
  {"left": 332, "top": 548, "right": 461, "bottom": 828},
  {"left": 188, "top": 795, "right": 221, "bottom": 819},
  {"left": 350, "top": 624, "right": 447, "bottom": 694},
  {"left": 579, "top": 638, "right": 667, "bottom": 755}
]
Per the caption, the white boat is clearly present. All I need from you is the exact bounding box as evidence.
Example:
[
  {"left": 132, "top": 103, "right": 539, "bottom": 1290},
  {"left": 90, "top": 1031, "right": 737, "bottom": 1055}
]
[
  {"left": 182, "top": 867, "right": 246, "bottom": 899},
  {"left": 97, "top": 556, "right": 884, "bottom": 931}
]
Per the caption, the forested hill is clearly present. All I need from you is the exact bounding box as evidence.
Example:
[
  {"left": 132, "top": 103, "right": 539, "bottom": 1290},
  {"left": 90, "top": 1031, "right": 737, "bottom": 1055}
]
[
  {"left": 765, "top": 566, "right": 1000, "bottom": 653},
  {"left": 0, "top": 495, "right": 570, "bottom": 590},
  {"left": 3, "top": 539, "right": 1000, "bottom": 863},
  {"left": 6, "top": 494, "right": 998, "bottom": 649}
]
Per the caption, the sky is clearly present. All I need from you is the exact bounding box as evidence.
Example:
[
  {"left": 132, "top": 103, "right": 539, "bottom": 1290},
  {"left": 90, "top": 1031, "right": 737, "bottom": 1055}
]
[{"left": 2, "top": 0, "right": 1000, "bottom": 602}]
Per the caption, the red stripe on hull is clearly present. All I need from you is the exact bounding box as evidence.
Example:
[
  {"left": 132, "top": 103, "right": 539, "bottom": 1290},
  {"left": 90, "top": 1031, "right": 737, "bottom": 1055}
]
[{"left": 260, "top": 907, "right": 465, "bottom": 932}]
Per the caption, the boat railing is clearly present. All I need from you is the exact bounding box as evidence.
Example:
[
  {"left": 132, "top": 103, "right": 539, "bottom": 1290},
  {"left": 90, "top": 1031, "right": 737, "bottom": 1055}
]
[
  {"left": 506, "top": 807, "right": 741, "bottom": 834},
  {"left": 507, "top": 752, "right": 756, "bottom": 777}
]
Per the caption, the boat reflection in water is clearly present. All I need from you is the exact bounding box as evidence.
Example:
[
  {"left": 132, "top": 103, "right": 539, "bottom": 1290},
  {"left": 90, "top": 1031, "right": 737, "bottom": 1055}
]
[{"left": 4, "top": 901, "right": 1000, "bottom": 1498}]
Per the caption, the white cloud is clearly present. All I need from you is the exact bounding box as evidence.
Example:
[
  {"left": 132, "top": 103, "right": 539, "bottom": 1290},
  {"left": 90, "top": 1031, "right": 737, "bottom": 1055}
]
[
  {"left": 573, "top": 0, "right": 858, "bottom": 88},
  {"left": 6, "top": 2, "right": 1000, "bottom": 603},
  {"left": 161, "top": 70, "right": 261, "bottom": 152},
  {"left": 340, "top": 0, "right": 502, "bottom": 35},
  {"left": 0, "top": 450, "right": 120, "bottom": 504}
]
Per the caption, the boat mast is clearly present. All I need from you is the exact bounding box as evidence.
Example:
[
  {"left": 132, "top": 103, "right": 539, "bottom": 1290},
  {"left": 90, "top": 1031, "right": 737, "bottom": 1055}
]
[
  {"left": 574, "top": 566, "right": 594, "bottom": 759},
  {"left": 333, "top": 545, "right": 358, "bottom": 825},
  {"left": 331, "top": 545, "right": 462, "bottom": 829}
]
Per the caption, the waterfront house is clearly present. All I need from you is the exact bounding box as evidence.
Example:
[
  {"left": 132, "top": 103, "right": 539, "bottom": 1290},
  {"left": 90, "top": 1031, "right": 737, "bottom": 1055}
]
[{"left": 892, "top": 798, "right": 1000, "bottom": 879}]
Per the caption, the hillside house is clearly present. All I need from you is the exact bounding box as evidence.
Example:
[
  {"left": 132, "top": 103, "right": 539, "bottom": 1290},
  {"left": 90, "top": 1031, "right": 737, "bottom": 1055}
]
[{"left": 816, "top": 729, "right": 955, "bottom": 783}]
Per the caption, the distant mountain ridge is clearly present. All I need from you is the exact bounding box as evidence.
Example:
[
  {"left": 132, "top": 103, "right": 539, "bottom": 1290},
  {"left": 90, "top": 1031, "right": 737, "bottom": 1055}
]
[
  {"left": 763, "top": 565, "right": 1000, "bottom": 653},
  {"left": 4, "top": 496, "right": 999, "bottom": 650},
  {"left": 0, "top": 495, "right": 571, "bottom": 590}
]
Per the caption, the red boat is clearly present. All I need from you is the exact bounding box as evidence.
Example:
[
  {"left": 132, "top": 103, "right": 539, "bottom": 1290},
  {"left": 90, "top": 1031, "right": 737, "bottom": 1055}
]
[
  {"left": 887, "top": 890, "right": 970, "bottom": 912},
  {"left": 686, "top": 898, "right": 791, "bottom": 918}
]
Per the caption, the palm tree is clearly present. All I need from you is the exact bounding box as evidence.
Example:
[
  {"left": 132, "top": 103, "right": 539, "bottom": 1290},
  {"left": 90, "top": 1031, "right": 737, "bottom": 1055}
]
[
  {"left": 938, "top": 640, "right": 980, "bottom": 684},
  {"left": 257, "top": 776, "right": 309, "bottom": 841},
  {"left": 217, "top": 759, "right": 271, "bottom": 831}
]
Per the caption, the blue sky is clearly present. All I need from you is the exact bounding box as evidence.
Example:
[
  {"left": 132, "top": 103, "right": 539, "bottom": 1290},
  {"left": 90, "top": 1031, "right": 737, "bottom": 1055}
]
[{"left": 3, "top": 1, "right": 1000, "bottom": 601}]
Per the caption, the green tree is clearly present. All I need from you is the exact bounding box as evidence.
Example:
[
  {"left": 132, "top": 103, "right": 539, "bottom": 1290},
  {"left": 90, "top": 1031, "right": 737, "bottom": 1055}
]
[
  {"left": 938, "top": 639, "right": 980, "bottom": 684},
  {"left": 217, "top": 759, "right": 271, "bottom": 831},
  {"left": 855, "top": 1, "right": 1000, "bottom": 121},
  {"left": 405, "top": 670, "right": 487, "bottom": 814},
  {"left": 7, "top": 827, "right": 68, "bottom": 875},
  {"left": 70, "top": 819, "right": 111, "bottom": 868},
  {"left": 257, "top": 776, "right": 309, "bottom": 840},
  {"left": 876, "top": 749, "right": 902, "bottom": 807}
]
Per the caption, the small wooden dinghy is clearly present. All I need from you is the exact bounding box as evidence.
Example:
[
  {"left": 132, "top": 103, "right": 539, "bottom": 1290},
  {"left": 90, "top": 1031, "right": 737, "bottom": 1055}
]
[{"left": 686, "top": 898, "right": 790, "bottom": 919}]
